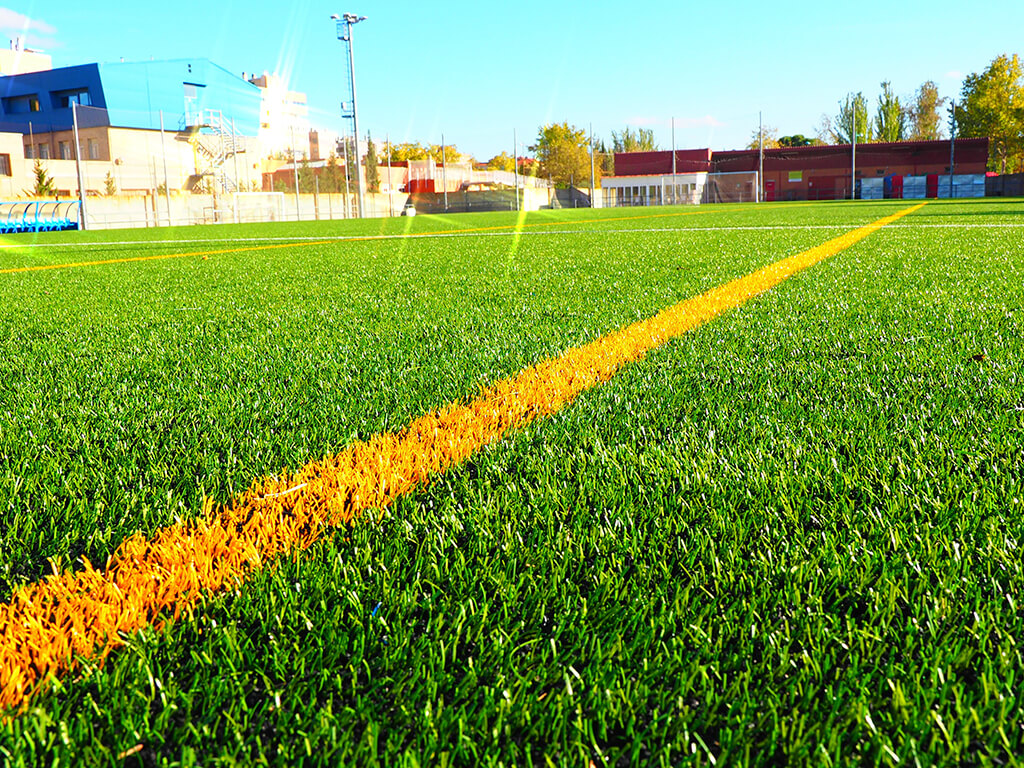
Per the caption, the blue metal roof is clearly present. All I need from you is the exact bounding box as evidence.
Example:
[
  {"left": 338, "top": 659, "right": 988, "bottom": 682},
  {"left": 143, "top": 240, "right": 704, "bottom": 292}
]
[{"left": 0, "top": 58, "right": 260, "bottom": 135}]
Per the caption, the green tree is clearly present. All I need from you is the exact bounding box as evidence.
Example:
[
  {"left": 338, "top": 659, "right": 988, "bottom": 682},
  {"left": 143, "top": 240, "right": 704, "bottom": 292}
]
[
  {"left": 486, "top": 152, "right": 515, "bottom": 172},
  {"left": 383, "top": 142, "right": 429, "bottom": 163},
  {"left": 594, "top": 138, "right": 614, "bottom": 176},
  {"left": 956, "top": 54, "right": 1024, "bottom": 173},
  {"left": 831, "top": 92, "right": 873, "bottom": 144},
  {"left": 611, "top": 127, "right": 657, "bottom": 152},
  {"left": 747, "top": 124, "right": 779, "bottom": 150},
  {"left": 907, "top": 80, "right": 947, "bottom": 141},
  {"left": 874, "top": 81, "right": 906, "bottom": 142},
  {"left": 364, "top": 136, "right": 380, "bottom": 193},
  {"left": 28, "top": 158, "right": 56, "bottom": 197},
  {"left": 531, "top": 122, "right": 590, "bottom": 187},
  {"left": 428, "top": 144, "right": 460, "bottom": 165},
  {"left": 297, "top": 158, "right": 317, "bottom": 193},
  {"left": 336, "top": 137, "right": 359, "bottom": 184},
  {"left": 778, "top": 134, "right": 817, "bottom": 147},
  {"left": 103, "top": 171, "right": 117, "bottom": 196},
  {"left": 323, "top": 153, "right": 345, "bottom": 193}
]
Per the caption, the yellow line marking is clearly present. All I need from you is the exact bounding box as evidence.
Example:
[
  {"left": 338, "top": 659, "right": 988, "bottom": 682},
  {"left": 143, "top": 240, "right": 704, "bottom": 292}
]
[
  {"left": 0, "top": 208, "right": 717, "bottom": 275},
  {"left": 0, "top": 199, "right": 856, "bottom": 276},
  {"left": 0, "top": 202, "right": 924, "bottom": 712}
]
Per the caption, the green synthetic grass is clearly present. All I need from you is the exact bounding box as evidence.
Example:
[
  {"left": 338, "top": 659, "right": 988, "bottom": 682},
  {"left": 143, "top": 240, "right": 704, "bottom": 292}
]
[{"left": 1, "top": 200, "right": 1023, "bottom": 765}]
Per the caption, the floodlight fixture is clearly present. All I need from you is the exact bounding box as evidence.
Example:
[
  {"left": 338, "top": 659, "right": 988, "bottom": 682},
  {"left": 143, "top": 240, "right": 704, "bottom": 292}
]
[{"left": 332, "top": 11, "right": 367, "bottom": 217}]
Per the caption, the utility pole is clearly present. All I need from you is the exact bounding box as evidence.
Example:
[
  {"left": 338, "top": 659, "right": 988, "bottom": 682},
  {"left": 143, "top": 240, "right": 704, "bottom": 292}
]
[
  {"left": 231, "top": 116, "right": 240, "bottom": 222},
  {"left": 386, "top": 133, "right": 393, "bottom": 216},
  {"left": 851, "top": 108, "right": 857, "bottom": 200},
  {"left": 71, "top": 101, "right": 88, "bottom": 230},
  {"left": 342, "top": 136, "right": 351, "bottom": 218},
  {"left": 948, "top": 100, "right": 956, "bottom": 199},
  {"left": 441, "top": 133, "right": 448, "bottom": 211},
  {"left": 333, "top": 13, "right": 367, "bottom": 217},
  {"left": 589, "top": 122, "right": 595, "bottom": 208},
  {"left": 671, "top": 116, "right": 677, "bottom": 204},
  {"left": 513, "top": 128, "right": 519, "bottom": 211},
  {"left": 291, "top": 124, "right": 301, "bottom": 220},
  {"left": 160, "top": 110, "right": 172, "bottom": 226},
  {"left": 758, "top": 111, "right": 763, "bottom": 204}
]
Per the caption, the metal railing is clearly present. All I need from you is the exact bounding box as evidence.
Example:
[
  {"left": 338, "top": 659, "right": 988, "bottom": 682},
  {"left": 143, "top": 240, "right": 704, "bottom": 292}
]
[{"left": 0, "top": 200, "right": 81, "bottom": 233}]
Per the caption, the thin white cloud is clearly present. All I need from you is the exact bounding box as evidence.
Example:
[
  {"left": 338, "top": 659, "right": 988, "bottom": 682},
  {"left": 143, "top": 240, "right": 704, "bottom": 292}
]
[
  {"left": 0, "top": 7, "right": 56, "bottom": 35},
  {"left": 677, "top": 115, "right": 725, "bottom": 128},
  {"left": 944, "top": 70, "right": 963, "bottom": 80},
  {"left": 625, "top": 115, "right": 726, "bottom": 129},
  {"left": 624, "top": 116, "right": 661, "bottom": 127}
]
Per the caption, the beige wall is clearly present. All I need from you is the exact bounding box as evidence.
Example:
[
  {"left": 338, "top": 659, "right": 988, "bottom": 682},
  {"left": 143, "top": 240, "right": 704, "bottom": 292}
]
[
  {"left": 0, "top": 47, "right": 51, "bottom": 75},
  {"left": 0, "top": 132, "right": 30, "bottom": 198},
  {"left": 15, "top": 126, "right": 264, "bottom": 196}
]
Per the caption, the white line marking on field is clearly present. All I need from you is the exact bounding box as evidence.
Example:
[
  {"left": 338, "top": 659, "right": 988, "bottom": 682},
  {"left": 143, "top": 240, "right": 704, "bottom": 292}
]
[{"left": 1, "top": 222, "right": 1022, "bottom": 253}]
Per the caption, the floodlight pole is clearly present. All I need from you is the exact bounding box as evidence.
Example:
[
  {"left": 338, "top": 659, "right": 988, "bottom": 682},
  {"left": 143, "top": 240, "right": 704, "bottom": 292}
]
[
  {"left": 71, "top": 101, "right": 88, "bottom": 230},
  {"left": 333, "top": 13, "right": 367, "bottom": 218}
]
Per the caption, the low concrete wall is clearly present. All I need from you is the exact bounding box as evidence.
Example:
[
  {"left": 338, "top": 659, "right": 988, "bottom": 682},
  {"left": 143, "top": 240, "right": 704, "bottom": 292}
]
[
  {"left": 62, "top": 191, "right": 415, "bottom": 230},
  {"left": 23, "top": 187, "right": 558, "bottom": 230}
]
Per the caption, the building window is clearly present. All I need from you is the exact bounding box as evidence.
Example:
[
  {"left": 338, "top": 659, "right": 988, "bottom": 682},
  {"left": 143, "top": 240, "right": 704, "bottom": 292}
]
[
  {"left": 38, "top": 143, "right": 50, "bottom": 159},
  {"left": 52, "top": 89, "right": 92, "bottom": 108},
  {"left": 2, "top": 94, "right": 41, "bottom": 114},
  {"left": 0, "top": 154, "right": 10, "bottom": 176},
  {"left": 24, "top": 144, "right": 34, "bottom": 159},
  {"left": 59, "top": 141, "right": 71, "bottom": 160},
  {"left": 88, "top": 139, "right": 100, "bottom": 160}
]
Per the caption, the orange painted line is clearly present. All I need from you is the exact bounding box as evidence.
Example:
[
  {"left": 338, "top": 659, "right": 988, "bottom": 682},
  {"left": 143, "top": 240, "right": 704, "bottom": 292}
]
[
  {"left": 0, "top": 202, "right": 925, "bottom": 712},
  {"left": 0, "top": 208, "right": 717, "bottom": 275},
  {"left": 0, "top": 199, "right": 862, "bottom": 276}
]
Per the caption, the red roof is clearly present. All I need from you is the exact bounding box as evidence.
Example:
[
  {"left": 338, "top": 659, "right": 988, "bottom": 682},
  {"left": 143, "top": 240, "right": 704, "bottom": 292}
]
[
  {"left": 611, "top": 139, "right": 989, "bottom": 176},
  {"left": 615, "top": 148, "right": 712, "bottom": 176}
]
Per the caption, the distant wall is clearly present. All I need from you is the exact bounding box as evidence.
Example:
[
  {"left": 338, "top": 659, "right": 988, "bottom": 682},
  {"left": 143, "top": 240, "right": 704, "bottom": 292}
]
[
  {"left": 55, "top": 191, "right": 414, "bottom": 230},
  {"left": 986, "top": 173, "right": 1024, "bottom": 197}
]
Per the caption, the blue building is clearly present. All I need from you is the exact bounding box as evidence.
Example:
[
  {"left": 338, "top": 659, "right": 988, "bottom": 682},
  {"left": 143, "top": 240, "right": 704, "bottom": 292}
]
[
  {"left": 0, "top": 58, "right": 261, "bottom": 136},
  {"left": 0, "top": 58, "right": 262, "bottom": 193}
]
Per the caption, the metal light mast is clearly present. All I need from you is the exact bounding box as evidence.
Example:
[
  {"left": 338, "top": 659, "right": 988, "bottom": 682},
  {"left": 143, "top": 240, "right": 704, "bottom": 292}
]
[{"left": 333, "top": 12, "right": 367, "bottom": 218}]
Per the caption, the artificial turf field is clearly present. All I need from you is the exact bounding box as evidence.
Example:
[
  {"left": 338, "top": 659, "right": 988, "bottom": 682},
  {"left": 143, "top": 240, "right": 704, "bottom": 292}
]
[{"left": 0, "top": 198, "right": 1022, "bottom": 766}]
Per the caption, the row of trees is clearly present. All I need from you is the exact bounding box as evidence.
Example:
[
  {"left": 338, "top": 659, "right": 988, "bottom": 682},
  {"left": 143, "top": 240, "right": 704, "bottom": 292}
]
[
  {"left": 752, "top": 80, "right": 949, "bottom": 150},
  {"left": 274, "top": 52, "right": 1023, "bottom": 195},
  {"left": 753, "top": 54, "right": 1024, "bottom": 172},
  {"left": 956, "top": 54, "right": 1024, "bottom": 173},
  {"left": 488, "top": 125, "right": 664, "bottom": 189},
  {"left": 526, "top": 53, "right": 1021, "bottom": 186}
]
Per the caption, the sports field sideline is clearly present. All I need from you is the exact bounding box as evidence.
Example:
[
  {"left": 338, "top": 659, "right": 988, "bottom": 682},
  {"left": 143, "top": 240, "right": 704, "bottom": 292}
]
[{"left": 1, "top": 199, "right": 1023, "bottom": 765}]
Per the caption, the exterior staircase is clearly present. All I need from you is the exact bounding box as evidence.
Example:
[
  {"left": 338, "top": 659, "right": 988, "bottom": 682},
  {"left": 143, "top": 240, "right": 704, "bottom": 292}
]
[{"left": 177, "top": 109, "right": 244, "bottom": 194}]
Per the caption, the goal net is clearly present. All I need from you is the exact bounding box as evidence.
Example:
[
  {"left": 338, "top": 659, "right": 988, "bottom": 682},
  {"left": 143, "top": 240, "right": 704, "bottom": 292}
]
[
  {"left": 702, "top": 171, "right": 760, "bottom": 204},
  {"left": 232, "top": 192, "right": 286, "bottom": 223}
]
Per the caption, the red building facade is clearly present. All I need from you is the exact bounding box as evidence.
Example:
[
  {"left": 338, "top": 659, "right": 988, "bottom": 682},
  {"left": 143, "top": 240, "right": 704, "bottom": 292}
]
[{"left": 613, "top": 139, "right": 989, "bottom": 201}]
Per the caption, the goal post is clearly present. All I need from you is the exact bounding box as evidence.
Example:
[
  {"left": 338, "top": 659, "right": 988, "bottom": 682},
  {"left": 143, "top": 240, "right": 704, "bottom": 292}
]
[
  {"left": 702, "top": 171, "right": 760, "bottom": 204},
  {"left": 232, "top": 192, "right": 286, "bottom": 223}
]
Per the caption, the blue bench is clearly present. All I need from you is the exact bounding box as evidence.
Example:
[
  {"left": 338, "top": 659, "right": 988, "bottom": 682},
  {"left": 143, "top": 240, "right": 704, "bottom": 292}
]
[{"left": 0, "top": 201, "right": 81, "bottom": 234}]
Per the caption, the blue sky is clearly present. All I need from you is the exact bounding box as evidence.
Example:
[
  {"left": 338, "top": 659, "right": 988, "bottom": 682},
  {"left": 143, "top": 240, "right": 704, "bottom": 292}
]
[{"left": 3, "top": 1, "right": 1023, "bottom": 159}]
